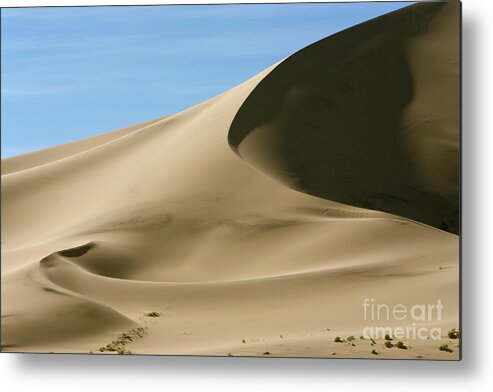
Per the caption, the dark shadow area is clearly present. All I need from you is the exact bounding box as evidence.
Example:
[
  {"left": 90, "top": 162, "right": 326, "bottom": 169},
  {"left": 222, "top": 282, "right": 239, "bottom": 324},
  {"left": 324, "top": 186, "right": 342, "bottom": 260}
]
[{"left": 229, "top": 2, "right": 459, "bottom": 233}]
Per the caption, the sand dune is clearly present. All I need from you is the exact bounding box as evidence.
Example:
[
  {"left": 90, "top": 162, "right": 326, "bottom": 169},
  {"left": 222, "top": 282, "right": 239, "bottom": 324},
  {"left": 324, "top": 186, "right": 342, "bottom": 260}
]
[
  {"left": 1, "top": 2, "right": 459, "bottom": 359},
  {"left": 230, "top": 1, "right": 460, "bottom": 234}
]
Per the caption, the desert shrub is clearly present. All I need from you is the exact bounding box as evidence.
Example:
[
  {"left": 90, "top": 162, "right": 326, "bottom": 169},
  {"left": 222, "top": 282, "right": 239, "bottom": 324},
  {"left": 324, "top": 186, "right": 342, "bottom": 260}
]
[
  {"left": 447, "top": 328, "right": 460, "bottom": 339},
  {"left": 439, "top": 344, "right": 453, "bottom": 353},
  {"left": 144, "top": 311, "right": 161, "bottom": 317},
  {"left": 384, "top": 334, "right": 393, "bottom": 341},
  {"left": 395, "top": 341, "right": 408, "bottom": 350},
  {"left": 347, "top": 336, "right": 356, "bottom": 342},
  {"left": 98, "top": 327, "right": 147, "bottom": 354},
  {"left": 371, "top": 349, "right": 379, "bottom": 355},
  {"left": 384, "top": 341, "right": 393, "bottom": 348},
  {"left": 334, "top": 336, "right": 343, "bottom": 343}
]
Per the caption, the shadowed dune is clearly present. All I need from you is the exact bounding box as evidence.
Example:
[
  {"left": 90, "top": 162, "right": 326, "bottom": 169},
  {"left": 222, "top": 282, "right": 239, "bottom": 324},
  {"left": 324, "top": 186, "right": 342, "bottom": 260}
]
[
  {"left": 1, "top": 2, "right": 459, "bottom": 358},
  {"left": 229, "top": 1, "right": 460, "bottom": 233}
]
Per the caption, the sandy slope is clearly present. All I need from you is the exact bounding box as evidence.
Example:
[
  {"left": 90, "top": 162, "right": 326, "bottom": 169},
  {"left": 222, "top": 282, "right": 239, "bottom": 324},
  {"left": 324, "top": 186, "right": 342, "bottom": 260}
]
[
  {"left": 1, "top": 2, "right": 460, "bottom": 359},
  {"left": 230, "top": 1, "right": 460, "bottom": 234}
]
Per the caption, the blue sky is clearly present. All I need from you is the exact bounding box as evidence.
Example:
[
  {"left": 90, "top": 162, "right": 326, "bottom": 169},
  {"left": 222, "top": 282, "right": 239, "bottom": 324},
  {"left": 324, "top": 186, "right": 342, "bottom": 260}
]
[{"left": 1, "top": 2, "right": 412, "bottom": 158}]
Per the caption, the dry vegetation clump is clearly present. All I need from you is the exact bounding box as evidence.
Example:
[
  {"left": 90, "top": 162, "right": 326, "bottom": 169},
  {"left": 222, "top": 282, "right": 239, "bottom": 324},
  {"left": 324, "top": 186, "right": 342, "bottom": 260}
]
[{"left": 98, "top": 327, "right": 148, "bottom": 354}]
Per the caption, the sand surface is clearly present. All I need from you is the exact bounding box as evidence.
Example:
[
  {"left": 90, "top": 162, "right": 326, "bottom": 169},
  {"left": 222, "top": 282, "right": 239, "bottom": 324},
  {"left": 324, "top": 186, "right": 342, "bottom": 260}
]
[{"left": 1, "top": 2, "right": 460, "bottom": 359}]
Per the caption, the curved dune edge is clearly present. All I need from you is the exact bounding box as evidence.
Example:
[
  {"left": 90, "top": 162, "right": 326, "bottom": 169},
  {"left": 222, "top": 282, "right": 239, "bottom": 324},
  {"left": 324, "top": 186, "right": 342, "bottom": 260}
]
[
  {"left": 229, "top": 1, "right": 460, "bottom": 234},
  {"left": 1, "top": 3, "right": 459, "bottom": 358},
  {"left": 1, "top": 117, "right": 166, "bottom": 176}
]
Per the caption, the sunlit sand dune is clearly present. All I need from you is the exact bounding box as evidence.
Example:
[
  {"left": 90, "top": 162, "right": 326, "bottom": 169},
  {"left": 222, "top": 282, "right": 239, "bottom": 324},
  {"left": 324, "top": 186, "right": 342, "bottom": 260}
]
[{"left": 1, "top": 2, "right": 459, "bottom": 359}]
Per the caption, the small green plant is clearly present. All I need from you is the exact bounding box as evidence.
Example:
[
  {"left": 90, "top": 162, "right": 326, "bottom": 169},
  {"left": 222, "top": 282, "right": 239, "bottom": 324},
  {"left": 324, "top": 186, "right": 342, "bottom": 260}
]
[
  {"left": 384, "top": 334, "right": 393, "bottom": 341},
  {"left": 347, "top": 335, "right": 356, "bottom": 342},
  {"left": 144, "top": 311, "right": 161, "bottom": 318},
  {"left": 262, "top": 351, "right": 271, "bottom": 356},
  {"left": 395, "top": 341, "right": 408, "bottom": 350},
  {"left": 447, "top": 328, "right": 460, "bottom": 339},
  {"left": 242, "top": 339, "right": 246, "bottom": 343},
  {"left": 359, "top": 336, "right": 365, "bottom": 340},
  {"left": 384, "top": 341, "right": 394, "bottom": 348},
  {"left": 334, "top": 336, "right": 343, "bottom": 343},
  {"left": 370, "top": 338, "right": 376, "bottom": 346},
  {"left": 371, "top": 349, "right": 379, "bottom": 355},
  {"left": 439, "top": 344, "right": 453, "bottom": 353}
]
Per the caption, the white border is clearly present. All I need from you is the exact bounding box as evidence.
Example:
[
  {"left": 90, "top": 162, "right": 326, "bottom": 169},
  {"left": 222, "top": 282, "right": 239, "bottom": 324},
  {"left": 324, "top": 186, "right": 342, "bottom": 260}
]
[{"left": 2, "top": 0, "right": 493, "bottom": 391}]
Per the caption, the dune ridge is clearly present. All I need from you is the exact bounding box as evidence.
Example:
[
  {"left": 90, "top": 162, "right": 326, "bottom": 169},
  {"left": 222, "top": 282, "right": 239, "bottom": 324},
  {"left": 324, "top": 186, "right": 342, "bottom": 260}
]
[
  {"left": 229, "top": 1, "right": 459, "bottom": 234},
  {"left": 1, "top": 2, "right": 459, "bottom": 359}
]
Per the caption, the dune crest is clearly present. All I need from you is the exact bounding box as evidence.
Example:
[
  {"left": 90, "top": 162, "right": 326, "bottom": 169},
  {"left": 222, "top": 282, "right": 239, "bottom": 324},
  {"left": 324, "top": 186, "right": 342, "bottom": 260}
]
[
  {"left": 229, "top": 1, "right": 459, "bottom": 233},
  {"left": 1, "top": 2, "right": 459, "bottom": 359}
]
